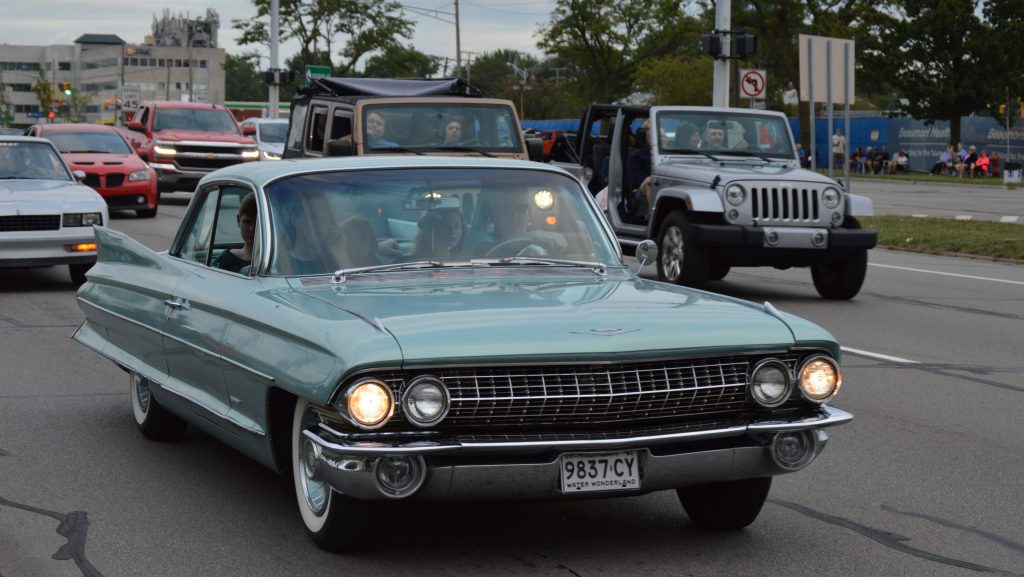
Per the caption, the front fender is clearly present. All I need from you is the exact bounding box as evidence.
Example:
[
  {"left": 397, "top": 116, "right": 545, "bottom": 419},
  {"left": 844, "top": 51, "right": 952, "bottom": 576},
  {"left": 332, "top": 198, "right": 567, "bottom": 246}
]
[
  {"left": 846, "top": 193, "right": 874, "bottom": 216},
  {"left": 656, "top": 186, "right": 725, "bottom": 214}
]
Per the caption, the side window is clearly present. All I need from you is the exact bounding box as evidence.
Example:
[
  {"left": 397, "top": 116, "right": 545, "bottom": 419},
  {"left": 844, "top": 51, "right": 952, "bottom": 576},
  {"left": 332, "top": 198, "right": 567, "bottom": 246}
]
[
  {"left": 174, "top": 187, "right": 220, "bottom": 265},
  {"left": 307, "top": 104, "right": 329, "bottom": 155},
  {"left": 286, "top": 102, "right": 308, "bottom": 151},
  {"left": 330, "top": 110, "right": 352, "bottom": 141},
  {"left": 134, "top": 106, "right": 150, "bottom": 126}
]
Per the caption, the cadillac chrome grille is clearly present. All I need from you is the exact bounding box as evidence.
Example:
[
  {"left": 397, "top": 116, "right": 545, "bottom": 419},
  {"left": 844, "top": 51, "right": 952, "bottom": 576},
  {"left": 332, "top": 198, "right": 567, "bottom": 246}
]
[
  {"left": 751, "top": 186, "right": 820, "bottom": 223},
  {"left": 438, "top": 357, "right": 754, "bottom": 427}
]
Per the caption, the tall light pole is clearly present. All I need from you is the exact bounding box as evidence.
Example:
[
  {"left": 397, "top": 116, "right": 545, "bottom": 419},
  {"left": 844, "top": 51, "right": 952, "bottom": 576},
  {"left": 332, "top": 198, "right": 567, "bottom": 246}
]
[
  {"left": 712, "top": 0, "right": 731, "bottom": 108},
  {"left": 393, "top": 0, "right": 462, "bottom": 77},
  {"left": 268, "top": 0, "right": 280, "bottom": 118}
]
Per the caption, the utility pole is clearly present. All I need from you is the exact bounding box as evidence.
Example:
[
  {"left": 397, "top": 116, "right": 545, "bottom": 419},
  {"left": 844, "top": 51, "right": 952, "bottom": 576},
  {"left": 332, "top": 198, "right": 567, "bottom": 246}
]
[
  {"left": 269, "top": 0, "right": 280, "bottom": 118},
  {"left": 712, "top": 0, "right": 731, "bottom": 108},
  {"left": 454, "top": 0, "right": 461, "bottom": 77}
]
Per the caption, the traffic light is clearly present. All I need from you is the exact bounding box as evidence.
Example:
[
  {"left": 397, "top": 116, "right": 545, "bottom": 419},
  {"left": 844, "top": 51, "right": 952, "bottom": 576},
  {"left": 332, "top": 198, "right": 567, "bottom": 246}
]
[{"left": 62, "top": 82, "right": 72, "bottom": 96}]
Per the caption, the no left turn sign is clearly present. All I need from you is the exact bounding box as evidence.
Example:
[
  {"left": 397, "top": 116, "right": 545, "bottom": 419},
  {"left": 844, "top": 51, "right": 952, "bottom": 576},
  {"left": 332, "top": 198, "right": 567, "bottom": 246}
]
[{"left": 739, "top": 69, "right": 767, "bottom": 99}]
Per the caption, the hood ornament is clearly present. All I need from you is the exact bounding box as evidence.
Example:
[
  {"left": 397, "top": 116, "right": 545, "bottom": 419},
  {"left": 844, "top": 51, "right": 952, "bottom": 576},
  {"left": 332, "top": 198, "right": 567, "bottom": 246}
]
[{"left": 571, "top": 328, "right": 640, "bottom": 337}]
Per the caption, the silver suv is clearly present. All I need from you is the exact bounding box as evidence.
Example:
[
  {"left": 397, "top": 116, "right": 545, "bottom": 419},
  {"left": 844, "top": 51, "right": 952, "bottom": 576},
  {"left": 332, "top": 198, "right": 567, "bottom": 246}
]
[{"left": 554, "top": 105, "right": 877, "bottom": 300}]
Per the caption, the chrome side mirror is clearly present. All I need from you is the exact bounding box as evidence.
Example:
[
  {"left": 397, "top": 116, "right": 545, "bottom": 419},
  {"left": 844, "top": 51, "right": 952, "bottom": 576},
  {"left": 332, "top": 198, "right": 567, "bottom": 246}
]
[
  {"left": 73, "top": 170, "right": 87, "bottom": 183},
  {"left": 634, "top": 239, "right": 657, "bottom": 273}
]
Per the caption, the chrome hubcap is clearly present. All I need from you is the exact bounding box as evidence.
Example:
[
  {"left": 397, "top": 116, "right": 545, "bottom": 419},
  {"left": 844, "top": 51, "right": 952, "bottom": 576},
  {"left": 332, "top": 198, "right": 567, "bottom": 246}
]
[
  {"left": 299, "top": 414, "right": 329, "bottom": 516},
  {"left": 133, "top": 375, "right": 150, "bottom": 414},
  {"left": 661, "top": 226, "right": 684, "bottom": 281}
]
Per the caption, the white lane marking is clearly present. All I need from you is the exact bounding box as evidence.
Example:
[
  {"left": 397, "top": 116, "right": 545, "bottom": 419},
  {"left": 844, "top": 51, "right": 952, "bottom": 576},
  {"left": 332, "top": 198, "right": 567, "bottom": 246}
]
[
  {"left": 911, "top": 214, "right": 929, "bottom": 218},
  {"left": 869, "top": 263, "right": 1024, "bottom": 286},
  {"left": 842, "top": 347, "right": 919, "bottom": 364},
  {"left": 1000, "top": 215, "right": 1020, "bottom": 223},
  {"left": 954, "top": 215, "right": 972, "bottom": 220}
]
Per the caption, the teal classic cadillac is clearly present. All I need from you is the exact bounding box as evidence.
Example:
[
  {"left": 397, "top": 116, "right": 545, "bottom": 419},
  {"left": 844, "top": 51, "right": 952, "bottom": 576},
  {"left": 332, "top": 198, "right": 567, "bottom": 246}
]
[{"left": 73, "top": 156, "right": 852, "bottom": 552}]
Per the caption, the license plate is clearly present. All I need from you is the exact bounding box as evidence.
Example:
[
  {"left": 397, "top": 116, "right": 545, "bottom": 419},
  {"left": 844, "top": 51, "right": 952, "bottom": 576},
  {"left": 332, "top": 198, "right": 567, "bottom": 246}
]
[{"left": 559, "top": 450, "right": 640, "bottom": 493}]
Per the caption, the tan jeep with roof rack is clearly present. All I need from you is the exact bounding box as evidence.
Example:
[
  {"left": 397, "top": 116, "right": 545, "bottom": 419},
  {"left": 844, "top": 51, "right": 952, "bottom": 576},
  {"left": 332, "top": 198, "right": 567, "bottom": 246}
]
[{"left": 283, "top": 77, "right": 543, "bottom": 160}]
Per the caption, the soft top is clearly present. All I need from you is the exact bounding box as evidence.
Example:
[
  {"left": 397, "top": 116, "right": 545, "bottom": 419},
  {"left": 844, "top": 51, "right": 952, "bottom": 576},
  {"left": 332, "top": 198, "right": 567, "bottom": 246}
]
[{"left": 306, "top": 77, "right": 483, "bottom": 98}]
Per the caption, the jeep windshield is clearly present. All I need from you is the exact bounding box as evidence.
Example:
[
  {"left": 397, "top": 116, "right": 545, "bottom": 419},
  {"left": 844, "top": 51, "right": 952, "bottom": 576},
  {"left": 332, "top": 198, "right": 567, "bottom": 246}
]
[
  {"left": 656, "top": 110, "right": 795, "bottom": 159},
  {"left": 360, "top": 103, "right": 523, "bottom": 154},
  {"left": 153, "top": 108, "right": 240, "bottom": 133}
]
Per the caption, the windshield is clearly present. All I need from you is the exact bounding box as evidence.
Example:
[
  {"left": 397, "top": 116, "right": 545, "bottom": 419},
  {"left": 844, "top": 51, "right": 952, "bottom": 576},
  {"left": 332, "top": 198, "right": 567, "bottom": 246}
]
[
  {"left": 0, "top": 141, "right": 72, "bottom": 180},
  {"left": 361, "top": 103, "right": 522, "bottom": 153},
  {"left": 258, "top": 122, "right": 288, "bottom": 144},
  {"left": 153, "top": 108, "right": 240, "bottom": 133},
  {"left": 265, "top": 167, "right": 616, "bottom": 276},
  {"left": 46, "top": 131, "right": 133, "bottom": 154},
  {"left": 656, "top": 110, "right": 795, "bottom": 159}
]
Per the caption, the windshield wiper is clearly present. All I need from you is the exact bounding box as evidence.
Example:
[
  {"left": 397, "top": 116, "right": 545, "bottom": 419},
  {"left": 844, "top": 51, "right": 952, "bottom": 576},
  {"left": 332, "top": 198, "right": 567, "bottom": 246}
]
[
  {"left": 718, "top": 150, "right": 778, "bottom": 163},
  {"left": 329, "top": 260, "right": 450, "bottom": 283},
  {"left": 664, "top": 148, "right": 722, "bottom": 162},
  {"left": 483, "top": 257, "right": 610, "bottom": 276},
  {"left": 370, "top": 146, "right": 425, "bottom": 155},
  {"left": 429, "top": 146, "right": 496, "bottom": 158}
]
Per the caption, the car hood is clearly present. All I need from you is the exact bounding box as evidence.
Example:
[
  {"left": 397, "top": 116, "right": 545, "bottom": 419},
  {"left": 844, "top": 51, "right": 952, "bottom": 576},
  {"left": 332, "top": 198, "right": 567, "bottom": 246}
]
[
  {"left": 658, "top": 160, "right": 838, "bottom": 187},
  {"left": 0, "top": 179, "right": 104, "bottom": 213},
  {"left": 155, "top": 129, "right": 254, "bottom": 144},
  {"left": 293, "top": 273, "right": 812, "bottom": 364},
  {"left": 63, "top": 152, "right": 147, "bottom": 170}
]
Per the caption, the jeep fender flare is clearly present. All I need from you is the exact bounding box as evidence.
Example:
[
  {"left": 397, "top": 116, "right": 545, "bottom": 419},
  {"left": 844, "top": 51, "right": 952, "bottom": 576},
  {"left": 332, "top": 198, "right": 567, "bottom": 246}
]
[
  {"left": 845, "top": 193, "right": 874, "bottom": 216},
  {"left": 648, "top": 186, "right": 724, "bottom": 237}
]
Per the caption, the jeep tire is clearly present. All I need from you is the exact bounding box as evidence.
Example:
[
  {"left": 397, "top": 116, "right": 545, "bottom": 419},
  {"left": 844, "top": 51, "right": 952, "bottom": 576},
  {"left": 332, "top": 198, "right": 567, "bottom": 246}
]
[{"left": 657, "top": 210, "right": 710, "bottom": 289}]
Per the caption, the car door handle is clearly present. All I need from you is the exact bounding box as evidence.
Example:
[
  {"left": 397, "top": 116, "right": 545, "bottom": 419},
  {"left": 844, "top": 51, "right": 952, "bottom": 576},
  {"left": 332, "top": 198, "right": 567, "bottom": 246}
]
[{"left": 164, "top": 298, "right": 190, "bottom": 311}]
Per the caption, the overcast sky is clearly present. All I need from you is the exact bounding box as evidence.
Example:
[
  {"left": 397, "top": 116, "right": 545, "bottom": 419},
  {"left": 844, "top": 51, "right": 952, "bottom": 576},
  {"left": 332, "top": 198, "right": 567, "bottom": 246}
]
[{"left": 0, "top": 0, "right": 556, "bottom": 68}]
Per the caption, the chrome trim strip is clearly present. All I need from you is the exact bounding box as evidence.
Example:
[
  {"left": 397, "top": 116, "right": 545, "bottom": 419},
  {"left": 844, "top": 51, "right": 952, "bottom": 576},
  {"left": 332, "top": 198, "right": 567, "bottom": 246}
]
[
  {"left": 77, "top": 297, "right": 276, "bottom": 383},
  {"left": 158, "top": 382, "right": 266, "bottom": 437}
]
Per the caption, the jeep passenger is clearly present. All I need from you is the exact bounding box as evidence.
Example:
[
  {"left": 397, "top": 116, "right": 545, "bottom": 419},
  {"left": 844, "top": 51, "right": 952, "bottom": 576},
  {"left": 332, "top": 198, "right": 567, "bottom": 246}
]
[{"left": 554, "top": 105, "right": 877, "bottom": 300}]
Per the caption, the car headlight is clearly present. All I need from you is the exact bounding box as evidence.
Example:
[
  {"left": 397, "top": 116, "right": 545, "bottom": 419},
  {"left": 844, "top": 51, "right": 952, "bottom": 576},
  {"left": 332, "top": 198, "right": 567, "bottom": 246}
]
[
  {"left": 63, "top": 213, "right": 103, "bottom": 227},
  {"left": 341, "top": 378, "right": 394, "bottom": 429},
  {"left": 128, "top": 169, "right": 151, "bottom": 182},
  {"left": 821, "top": 187, "right": 841, "bottom": 209},
  {"left": 402, "top": 376, "right": 449, "bottom": 427},
  {"left": 153, "top": 145, "right": 177, "bottom": 156},
  {"left": 798, "top": 356, "right": 842, "bottom": 403},
  {"left": 725, "top": 184, "right": 746, "bottom": 206},
  {"left": 262, "top": 150, "right": 282, "bottom": 160},
  {"left": 749, "top": 359, "right": 792, "bottom": 408},
  {"left": 242, "top": 149, "right": 260, "bottom": 159}
]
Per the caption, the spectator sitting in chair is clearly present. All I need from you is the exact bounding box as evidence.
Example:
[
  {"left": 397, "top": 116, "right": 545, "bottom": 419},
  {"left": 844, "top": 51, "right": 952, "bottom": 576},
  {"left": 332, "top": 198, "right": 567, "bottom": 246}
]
[
  {"left": 991, "top": 151, "right": 1002, "bottom": 177},
  {"left": 849, "top": 147, "right": 863, "bottom": 173},
  {"left": 959, "top": 145, "right": 978, "bottom": 177},
  {"left": 889, "top": 149, "right": 909, "bottom": 173},
  {"left": 930, "top": 145, "right": 954, "bottom": 175},
  {"left": 973, "top": 150, "right": 991, "bottom": 177},
  {"left": 873, "top": 145, "right": 891, "bottom": 174}
]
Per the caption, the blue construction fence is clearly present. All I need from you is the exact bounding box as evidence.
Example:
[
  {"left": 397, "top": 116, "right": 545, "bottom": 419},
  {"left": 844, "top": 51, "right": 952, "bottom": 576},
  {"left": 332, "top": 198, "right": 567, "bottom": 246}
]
[{"left": 523, "top": 116, "right": 1024, "bottom": 173}]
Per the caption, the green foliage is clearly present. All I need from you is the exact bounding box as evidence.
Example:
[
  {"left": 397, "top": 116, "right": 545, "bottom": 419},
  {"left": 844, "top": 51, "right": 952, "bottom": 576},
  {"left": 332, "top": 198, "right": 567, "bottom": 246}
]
[
  {"left": 225, "top": 53, "right": 269, "bottom": 101},
  {"left": 635, "top": 56, "right": 713, "bottom": 106},
  {"left": 463, "top": 51, "right": 584, "bottom": 120},
  {"left": 362, "top": 45, "right": 440, "bottom": 78},
  {"left": 32, "top": 69, "right": 54, "bottom": 114},
  {"left": 235, "top": 0, "right": 414, "bottom": 76},
  {"left": 862, "top": 215, "right": 1024, "bottom": 260},
  {"left": 537, "top": 0, "right": 701, "bottom": 103}
]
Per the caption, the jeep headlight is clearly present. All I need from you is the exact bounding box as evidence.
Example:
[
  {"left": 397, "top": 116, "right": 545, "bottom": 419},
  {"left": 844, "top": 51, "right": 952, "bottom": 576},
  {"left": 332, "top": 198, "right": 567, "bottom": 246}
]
[
  {"left": 798, "top": 356, "right": 842, "bottom": 403},
  {"left": 725, "top": 184, "right": 746, "bottom": 206},
  {"left": 822, "top": 187, "right": 841, "bottom": 209},
  {"left": 341, "top": 377, "right": 394, "bottom": 429},
  {"left": 749, "top": 359, "right": 792, "bottom": 408}
]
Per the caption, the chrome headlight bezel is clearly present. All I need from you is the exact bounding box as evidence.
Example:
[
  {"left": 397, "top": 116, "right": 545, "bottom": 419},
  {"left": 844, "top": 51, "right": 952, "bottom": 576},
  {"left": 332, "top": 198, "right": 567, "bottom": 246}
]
[
  {"left": 748, "top": 358, "right": 793, "bottom": 408},
  {"left": 63, "top": 212, "right": 103, "bottom": 227},
  {"left": 337, "top": 377, "right": 395, "bottom": 430},
  {"left": 725, "top": 184, "right": 746, "bottom": 206},
  {"left": 128, "top": 169, "right": 151, "bottom": 182},
  {"left": 401, "top": 375, "right": 450, "bottom": 428},
  {"left": 821, "top": 186, "right": 841, "bottom": 209},
  {"left": 797, "top": 355, "right": 842, "bottom": 404}
]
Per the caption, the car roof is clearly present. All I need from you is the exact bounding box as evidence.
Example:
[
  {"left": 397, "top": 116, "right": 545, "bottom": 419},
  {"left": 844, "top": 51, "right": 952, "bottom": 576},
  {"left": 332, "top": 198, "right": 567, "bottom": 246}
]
[
  {"left": 142, "top": 101, "right": 230, "bottom": 110},
  {"left": 241, "top": 118, "right": 288, "bottom": 124},
  {"left": 203, "top": 156, "right": 572, "bottom": 187},
  {"left": 0, "top": 135, "right": 55, "bottom": 144},
  {"left": 34, "top": 123, "right": 118, "bottom": 133}
]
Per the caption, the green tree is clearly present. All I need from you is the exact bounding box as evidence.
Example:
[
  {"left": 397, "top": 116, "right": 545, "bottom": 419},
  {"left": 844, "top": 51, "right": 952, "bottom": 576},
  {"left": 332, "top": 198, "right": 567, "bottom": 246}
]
[
  {"left": 225, "top": 53, "right": 269, "bottom": 101},
  {"left": 537, "top": 0, "right": 702, "bottom": 104},
  {"left": 635, "top": 56, "right": 714, "bottom": 106},
  {"left": 862, "top": 0, "right": 1003, "bottom": 145},
  {"left": 362, "top": 45, "right": 440, "bottom": 78},
  {"left": 32, "top": 70, "right": 54, "bottom": 122},
  {"left": 462, "top": 50, "right": 582, "bottom": 120},
  {"left": 235, "top": 0, "right": 414, "bottom": 76}
]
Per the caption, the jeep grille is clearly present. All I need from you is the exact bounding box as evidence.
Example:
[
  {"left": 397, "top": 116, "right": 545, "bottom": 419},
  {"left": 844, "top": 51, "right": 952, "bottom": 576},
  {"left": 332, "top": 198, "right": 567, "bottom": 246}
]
[{"left": 751, "top": 186, "right": 820, "bottom": 223}]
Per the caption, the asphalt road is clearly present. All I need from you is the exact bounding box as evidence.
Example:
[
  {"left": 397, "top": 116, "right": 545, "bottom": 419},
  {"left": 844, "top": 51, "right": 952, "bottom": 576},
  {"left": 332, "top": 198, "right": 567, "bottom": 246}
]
[
  {"left": 1, "top": 194, "right": 1022, "bottom": 577},
  {"left": 845, "top": 176, "right": 1024, "bottom": 223}
]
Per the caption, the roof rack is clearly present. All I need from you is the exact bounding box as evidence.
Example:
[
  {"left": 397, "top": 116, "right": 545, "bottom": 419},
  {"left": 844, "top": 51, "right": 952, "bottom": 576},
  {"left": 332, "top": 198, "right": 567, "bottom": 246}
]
[{"left": 297, "top": 77, "right": 483, "bottom": 98}]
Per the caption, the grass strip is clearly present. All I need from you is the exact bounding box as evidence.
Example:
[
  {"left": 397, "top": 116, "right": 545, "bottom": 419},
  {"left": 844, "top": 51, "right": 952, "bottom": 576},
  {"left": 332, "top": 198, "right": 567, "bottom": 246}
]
[{"left": 860, "top": 216, "right": 1024, "bottom": 261}]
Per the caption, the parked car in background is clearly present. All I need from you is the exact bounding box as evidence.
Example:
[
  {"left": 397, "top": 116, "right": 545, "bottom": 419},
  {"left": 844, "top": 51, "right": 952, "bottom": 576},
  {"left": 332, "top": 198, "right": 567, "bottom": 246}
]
[
  {"left": 284, "top": 77, "right": 542, "bottom": 161},
  {"left": 239, "top": 117, "right": 288, "bottom": 160},
  {"left": 552, "top": 104, "right": 877, "bottom": 299},
  {"left": 0, "top": 135, "right": 109, "bottom": 283},
  {"left": 73, "top": 155, "right": 852, "bottom": 552},
  {"left": 122, "top": 101, "right": 259, "bottom": 193},
  {"left": 26, "top": 123, "right": 159, "bottom": 218}
]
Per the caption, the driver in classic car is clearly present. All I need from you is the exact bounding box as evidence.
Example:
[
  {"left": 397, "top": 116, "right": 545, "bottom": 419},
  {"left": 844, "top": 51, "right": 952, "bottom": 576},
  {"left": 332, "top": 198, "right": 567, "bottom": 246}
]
[{"left": 468, "top": 186, "right": 568, "bottom": 257}]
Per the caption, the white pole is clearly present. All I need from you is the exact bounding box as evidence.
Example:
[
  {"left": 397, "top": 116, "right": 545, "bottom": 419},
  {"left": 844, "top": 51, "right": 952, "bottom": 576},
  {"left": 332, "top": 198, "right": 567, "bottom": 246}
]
[
  {"left": 808, "top": 36, "right": 815, "bottom": 171},
  {"left": 712, "top": 0, "right": 731, "bottom": 108},
  {"left": 455, "top": 0, "right": 462, "bottom": 78}
]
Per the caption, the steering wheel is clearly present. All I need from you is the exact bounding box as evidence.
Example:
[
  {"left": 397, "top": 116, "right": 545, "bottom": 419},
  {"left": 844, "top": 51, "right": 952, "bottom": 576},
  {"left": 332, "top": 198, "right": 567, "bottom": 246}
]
[{"left": 484, "top": 236, "right": 549, "bottom": 258}]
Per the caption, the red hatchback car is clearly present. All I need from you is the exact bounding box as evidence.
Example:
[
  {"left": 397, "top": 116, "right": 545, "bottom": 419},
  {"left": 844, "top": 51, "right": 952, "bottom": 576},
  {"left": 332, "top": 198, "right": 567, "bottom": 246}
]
[{"left": 27, "top": 124, "right": 159, "bottom": 218}]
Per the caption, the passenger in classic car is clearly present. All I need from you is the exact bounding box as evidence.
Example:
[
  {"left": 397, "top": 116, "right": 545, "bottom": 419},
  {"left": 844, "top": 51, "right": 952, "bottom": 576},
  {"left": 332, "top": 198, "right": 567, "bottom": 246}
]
[
  {"left": 275, "top": 189, "right": 344, "bottom": 275},
  {"left": 338, "top": 216, "right": 382, "bottom": 267},
  {"left": 412, "top": 207, "right": 464, "bottom": 258},
  {"left": 213, "top": 192, "right": 257, "bottom": 273}
]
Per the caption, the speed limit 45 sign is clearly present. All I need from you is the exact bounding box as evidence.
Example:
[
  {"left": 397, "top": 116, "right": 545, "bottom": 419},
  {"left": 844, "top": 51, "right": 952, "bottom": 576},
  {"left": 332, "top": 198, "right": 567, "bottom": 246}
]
[{"left": 739, "top": 69, "right": 767, "bottom": 100}]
